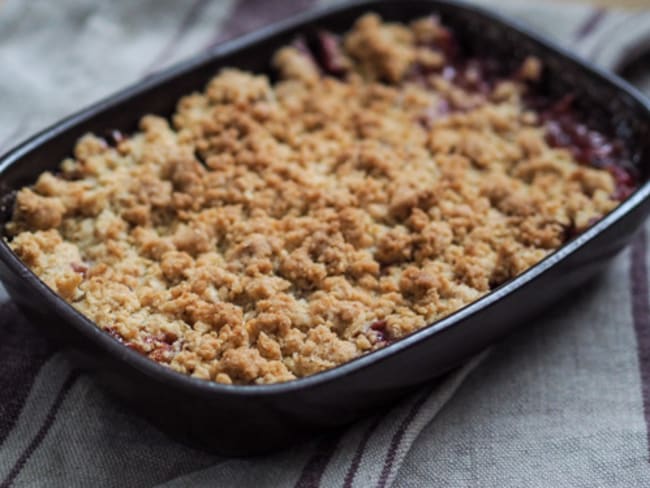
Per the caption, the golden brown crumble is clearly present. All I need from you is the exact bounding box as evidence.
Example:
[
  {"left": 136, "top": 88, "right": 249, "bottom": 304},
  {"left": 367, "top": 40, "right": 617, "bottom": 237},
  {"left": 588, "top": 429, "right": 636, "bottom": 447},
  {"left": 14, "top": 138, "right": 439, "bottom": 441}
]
[{"left": 6, "top": 14, "right": 623, "bottom": 384}]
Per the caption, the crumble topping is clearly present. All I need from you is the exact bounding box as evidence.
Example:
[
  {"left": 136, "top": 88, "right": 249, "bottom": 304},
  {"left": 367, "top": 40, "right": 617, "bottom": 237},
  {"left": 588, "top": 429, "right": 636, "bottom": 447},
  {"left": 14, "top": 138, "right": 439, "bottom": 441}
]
[{"left": 5, "top": 14, "right": 632, "bottom": 384}]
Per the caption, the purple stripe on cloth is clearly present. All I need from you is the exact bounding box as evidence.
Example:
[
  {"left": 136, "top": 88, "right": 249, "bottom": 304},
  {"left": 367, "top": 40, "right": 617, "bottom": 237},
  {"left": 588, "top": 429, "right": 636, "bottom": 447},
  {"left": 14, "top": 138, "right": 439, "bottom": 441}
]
[
  {"left": 588, "top": 15, "right": 633, "bottom": 61},
  {"left": 142, "top": 0, "right": 210, "bottom": 76},
  {"left": 0, "top": 370, "right": 80, "bottom": 488},
  {"left": 376, "top": 388, "right": 432, "bottom": 488},
  {"left": 294, "top": 433, "right": 342, "bottom": 488},
  {"left": 573, "top": 8, "right": 607, "bottom": 41},
  {"left": 343, "top": 415, "right": 384, "bottom": 488},
  {"left": 205, "top": 0, "right": 317, "bottom": 50},
  {"left": 0, "top": 302, "right": 56, "bottom": 446},
  {"left": 630, "top": 230, "right": 650, "bottom": 461}
]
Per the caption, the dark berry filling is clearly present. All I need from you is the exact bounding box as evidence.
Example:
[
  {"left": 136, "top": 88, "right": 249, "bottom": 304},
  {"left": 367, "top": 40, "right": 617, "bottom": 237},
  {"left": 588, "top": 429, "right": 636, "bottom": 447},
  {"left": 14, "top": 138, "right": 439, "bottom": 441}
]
[
  {"left": 369, "top": 319, "right": 391, "bottom": 345},
  {"left": 295, "top": 20, "right": 638, "bottom": 202}
]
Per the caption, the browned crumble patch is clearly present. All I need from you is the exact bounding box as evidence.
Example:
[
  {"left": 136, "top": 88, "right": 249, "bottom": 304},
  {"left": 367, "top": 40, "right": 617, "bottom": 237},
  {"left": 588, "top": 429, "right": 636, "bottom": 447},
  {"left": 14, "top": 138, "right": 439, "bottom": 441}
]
[{"left": 5, "top": 14, "right": 623, "bottom": 384}]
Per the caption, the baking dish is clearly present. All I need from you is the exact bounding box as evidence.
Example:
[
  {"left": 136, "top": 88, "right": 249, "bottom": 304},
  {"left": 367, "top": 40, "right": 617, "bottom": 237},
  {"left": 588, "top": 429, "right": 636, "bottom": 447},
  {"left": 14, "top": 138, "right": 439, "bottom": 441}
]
[{"left": 0, "top": 0, "right": 649, "bottom": 455}]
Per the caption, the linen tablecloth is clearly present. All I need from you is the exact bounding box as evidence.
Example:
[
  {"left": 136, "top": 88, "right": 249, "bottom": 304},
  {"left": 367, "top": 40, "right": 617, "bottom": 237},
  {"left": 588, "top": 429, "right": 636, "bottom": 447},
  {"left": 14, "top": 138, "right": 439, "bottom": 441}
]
[{"left": 0, "top": 1, "right": 649, "bottom": 486}]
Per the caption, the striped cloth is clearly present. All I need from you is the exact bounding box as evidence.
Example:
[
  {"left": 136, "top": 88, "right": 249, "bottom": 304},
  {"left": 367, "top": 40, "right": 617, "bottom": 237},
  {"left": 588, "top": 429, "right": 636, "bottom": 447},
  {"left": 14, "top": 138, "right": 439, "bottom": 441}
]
[{"left": 0, "top": 1, "right": 649, "bottom": 486}]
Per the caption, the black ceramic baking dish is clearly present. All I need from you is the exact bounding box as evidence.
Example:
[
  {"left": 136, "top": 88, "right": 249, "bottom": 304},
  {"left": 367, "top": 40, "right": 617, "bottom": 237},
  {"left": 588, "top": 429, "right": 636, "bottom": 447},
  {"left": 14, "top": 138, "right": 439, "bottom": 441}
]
[{"left": 1, "top": 0, "right": 649, "bottom": 456}]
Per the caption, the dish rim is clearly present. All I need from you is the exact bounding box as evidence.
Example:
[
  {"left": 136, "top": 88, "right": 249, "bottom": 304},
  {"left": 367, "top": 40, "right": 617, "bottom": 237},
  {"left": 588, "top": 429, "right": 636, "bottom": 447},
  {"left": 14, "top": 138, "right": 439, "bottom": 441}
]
[{"left": 1, "top": 0, "right": 649, "bottom": 396}]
